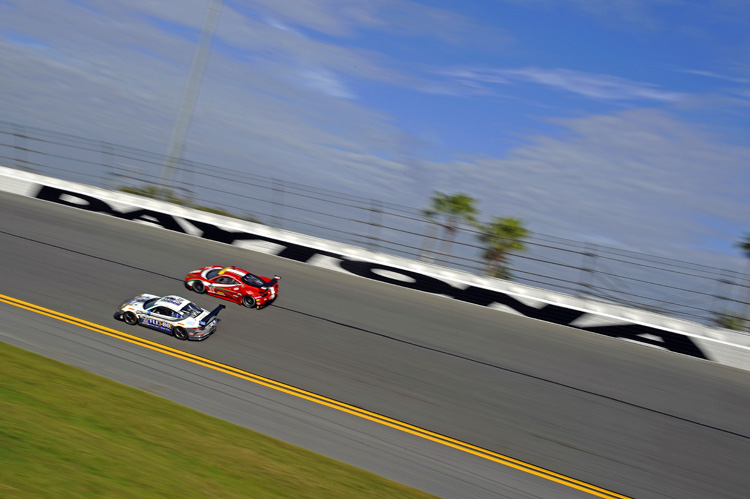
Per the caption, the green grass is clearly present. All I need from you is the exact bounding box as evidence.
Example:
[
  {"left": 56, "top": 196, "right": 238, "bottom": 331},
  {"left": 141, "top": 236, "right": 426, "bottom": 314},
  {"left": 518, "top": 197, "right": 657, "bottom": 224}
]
[{"left": 0, "top": 342, "right": 438, "bottom": 498}]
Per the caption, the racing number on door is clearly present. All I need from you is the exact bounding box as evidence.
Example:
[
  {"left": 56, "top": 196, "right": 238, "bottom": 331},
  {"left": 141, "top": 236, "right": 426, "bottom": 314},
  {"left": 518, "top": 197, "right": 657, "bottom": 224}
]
[{"left": 212, "top": 276, "right": 241, "bottom": 300}]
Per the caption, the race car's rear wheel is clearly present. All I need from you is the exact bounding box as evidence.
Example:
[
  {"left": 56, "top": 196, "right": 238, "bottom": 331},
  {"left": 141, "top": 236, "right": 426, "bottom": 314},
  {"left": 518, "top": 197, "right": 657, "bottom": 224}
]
[
  {"left": 191, "top": 280, "right": 205, "bottom": 294},
  {"left": 242, "top": 295, "right": 256, "bottom": 308},
  {"left": 173, "top": 327, "right": 188, "bottom": 341},
  {"left": 123, "top": 312, "right": 138, "bottom": 325}
]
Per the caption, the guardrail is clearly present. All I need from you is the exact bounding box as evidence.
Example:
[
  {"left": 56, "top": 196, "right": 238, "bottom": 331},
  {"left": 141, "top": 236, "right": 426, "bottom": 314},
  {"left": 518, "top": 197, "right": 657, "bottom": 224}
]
[{"left": 0, "top": 121, "right": 747, "bottom": 329}]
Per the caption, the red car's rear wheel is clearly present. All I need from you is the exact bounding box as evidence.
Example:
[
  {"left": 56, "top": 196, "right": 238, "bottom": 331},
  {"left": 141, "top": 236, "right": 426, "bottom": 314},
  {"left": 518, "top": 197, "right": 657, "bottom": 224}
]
[{"left": 242, "top": 295, "right": 256, "bottom": 308}]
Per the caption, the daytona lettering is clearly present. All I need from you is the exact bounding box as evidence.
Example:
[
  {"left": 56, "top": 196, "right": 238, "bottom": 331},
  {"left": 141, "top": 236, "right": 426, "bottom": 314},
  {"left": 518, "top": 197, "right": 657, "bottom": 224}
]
[{"left": 35, "top": 185, "right": 708, "bottom": 360}]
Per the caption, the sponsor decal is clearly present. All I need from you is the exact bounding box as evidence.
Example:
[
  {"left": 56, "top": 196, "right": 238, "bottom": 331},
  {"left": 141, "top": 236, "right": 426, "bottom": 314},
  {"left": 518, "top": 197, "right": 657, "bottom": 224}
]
[
  {"left": 36, "top": 185, "right": 708, "bottom": 360},
  {"left": 141, "top": 317, "right": 173, "bottom": 331}
]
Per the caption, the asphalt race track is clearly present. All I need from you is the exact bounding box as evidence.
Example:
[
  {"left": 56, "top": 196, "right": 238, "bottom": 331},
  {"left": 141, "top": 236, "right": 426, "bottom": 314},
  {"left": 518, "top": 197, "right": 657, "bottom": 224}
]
[{"left": 2, "top": 190, "right": 750, "bottom": 499}]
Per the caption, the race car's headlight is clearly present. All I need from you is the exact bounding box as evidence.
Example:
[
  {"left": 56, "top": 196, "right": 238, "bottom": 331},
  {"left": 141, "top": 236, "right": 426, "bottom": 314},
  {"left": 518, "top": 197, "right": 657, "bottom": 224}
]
[{"left": 199, "top": 321, "right": 206, "bottom": 327}]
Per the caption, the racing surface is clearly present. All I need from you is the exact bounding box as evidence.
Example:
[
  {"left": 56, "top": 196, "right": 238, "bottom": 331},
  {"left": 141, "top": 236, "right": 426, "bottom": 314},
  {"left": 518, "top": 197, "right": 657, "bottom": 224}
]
[{"left": 1, "top": 190, "right": 750, "bottom": 499}]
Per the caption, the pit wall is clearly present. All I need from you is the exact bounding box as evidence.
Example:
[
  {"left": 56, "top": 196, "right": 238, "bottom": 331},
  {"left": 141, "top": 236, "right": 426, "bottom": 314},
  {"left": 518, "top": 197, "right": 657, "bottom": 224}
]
[{"left": 2, "top": 165, "right": 749, "bottom": 371}]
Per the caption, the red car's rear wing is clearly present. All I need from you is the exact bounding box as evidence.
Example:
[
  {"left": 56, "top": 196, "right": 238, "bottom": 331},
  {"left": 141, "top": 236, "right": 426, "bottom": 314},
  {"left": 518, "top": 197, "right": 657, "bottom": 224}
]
[{"left": 264, "top": 275, "right": 281, "bottom": 288}]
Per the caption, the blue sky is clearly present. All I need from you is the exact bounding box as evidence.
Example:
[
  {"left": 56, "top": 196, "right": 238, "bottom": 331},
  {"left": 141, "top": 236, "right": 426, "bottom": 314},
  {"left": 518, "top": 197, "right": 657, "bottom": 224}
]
[{"left": 1, "top": 0, "right": 749, "bottom": 271}]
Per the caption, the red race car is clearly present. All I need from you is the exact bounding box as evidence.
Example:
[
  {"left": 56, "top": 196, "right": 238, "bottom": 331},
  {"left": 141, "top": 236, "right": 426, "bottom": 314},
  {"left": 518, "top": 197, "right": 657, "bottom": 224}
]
[{"left": 185, "top": 266, "right": 281, "bottom": 309}]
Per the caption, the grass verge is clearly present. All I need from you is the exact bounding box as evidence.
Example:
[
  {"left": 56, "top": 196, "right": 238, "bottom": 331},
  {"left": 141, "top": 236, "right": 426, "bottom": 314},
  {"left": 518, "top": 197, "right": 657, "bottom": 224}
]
[{"left": 0, "top": 341, "right": 437, "bottom": 498}]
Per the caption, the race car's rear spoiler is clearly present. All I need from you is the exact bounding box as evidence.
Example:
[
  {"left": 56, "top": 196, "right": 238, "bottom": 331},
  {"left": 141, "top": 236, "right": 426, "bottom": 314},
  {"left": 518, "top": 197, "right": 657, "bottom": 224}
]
[
  {"left": 201, "top": 304, "right": 225, "bottom": 325},
  {"left": 264, "top": 275, "right": 282, "bottom": 288}
]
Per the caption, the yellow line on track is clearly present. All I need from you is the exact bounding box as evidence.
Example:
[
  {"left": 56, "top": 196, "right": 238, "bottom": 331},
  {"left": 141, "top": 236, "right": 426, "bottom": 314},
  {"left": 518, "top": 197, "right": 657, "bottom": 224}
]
[{"left": 0, "top": 293, "right": 631, "bottom": 499}]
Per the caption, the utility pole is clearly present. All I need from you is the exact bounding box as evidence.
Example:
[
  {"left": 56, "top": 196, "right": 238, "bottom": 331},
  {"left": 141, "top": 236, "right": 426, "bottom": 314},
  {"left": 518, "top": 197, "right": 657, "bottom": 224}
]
[{"left": 160, "top": 0, "right": 223, "bottom": 189}]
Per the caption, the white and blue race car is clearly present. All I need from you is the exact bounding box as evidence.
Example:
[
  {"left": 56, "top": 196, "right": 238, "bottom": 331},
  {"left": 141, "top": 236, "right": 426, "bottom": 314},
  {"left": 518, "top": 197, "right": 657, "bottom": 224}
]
[{"left": 117, "top": 294, "right": 225, "bottom": 341}]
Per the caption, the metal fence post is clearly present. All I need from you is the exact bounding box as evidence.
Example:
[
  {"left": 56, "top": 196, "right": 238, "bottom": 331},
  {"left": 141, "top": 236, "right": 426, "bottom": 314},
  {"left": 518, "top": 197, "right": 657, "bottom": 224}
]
[
  {"left": 419, "top": 219, "right": 440, "bottom": 263},
  {"left": 271, "top": 178, "right": 284, "bottom": 228},
  {"left": 368, "top": 199, "right": 382, "bottom": 251},
  {"left": 739, "top": 267, "right": 750, "bottom": 332},
  {"left": 711, "top": 269, "right": 745, "bottom": 330},
  {"left": 101, "top": 141, "right": 114, "bottom": 189},
  {"left": 12, "top": 124, "right": 29, "bottom": 171},
  {"left": 577, "top": 243, "right": 597, "bottom": 297}
]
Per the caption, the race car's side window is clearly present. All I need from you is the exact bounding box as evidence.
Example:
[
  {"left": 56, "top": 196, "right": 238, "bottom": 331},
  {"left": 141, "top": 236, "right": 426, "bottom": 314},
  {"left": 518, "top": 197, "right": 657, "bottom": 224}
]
[{"left": 216, "top": 276, "right": 237, "bottom": 284}]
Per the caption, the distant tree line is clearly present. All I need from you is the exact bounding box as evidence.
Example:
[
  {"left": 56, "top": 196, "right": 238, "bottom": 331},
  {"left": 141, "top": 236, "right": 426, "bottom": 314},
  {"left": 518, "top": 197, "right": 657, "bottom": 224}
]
[{"left": 118, "top": 185, "right": 262, "bottom": 224}]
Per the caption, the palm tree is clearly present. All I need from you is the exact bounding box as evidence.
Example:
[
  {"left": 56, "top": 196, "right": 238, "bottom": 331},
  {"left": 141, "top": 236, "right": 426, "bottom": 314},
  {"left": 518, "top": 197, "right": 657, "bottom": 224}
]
[
  {"left": 422, "top": 192, "right": 479, "bottom": 263},
  {"left": 737, "top": 232, "right": 750, "bottom": 330},
  {"left": 477, "top": 217, "right": 528, "bottom": 279}
]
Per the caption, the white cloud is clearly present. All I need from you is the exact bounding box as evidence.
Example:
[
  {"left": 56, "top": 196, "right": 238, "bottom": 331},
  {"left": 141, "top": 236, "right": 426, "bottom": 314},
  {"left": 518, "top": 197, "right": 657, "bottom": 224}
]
[
  {"left": 236, "top": 0, "right": 512, "bottom": 47},
  {"left": 439, "top": 67, "right": 685, "bottom": 102},
  {"left": 498, "top": 0, "right": 670, "bottom": 28},
  {"left": 680, "top": 69, "right": 750, "bottom": 84},
  {"left": 298, "top": 68, "right": 355, "bottom": 99}
]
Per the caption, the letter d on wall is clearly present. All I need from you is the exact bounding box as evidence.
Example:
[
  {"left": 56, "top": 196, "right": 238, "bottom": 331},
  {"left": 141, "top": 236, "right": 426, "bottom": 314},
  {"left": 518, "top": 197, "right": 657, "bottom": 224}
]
[{"left": 35, "top": 186, "right": 115, "bottom": 215}]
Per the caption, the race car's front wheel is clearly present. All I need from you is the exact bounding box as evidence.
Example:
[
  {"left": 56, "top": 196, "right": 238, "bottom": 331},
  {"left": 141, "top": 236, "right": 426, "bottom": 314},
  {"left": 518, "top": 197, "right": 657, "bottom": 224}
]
[
  {"left": 123, "top": 312, "right": 138, "bottom": 325},
  {"left": 173, "top": 327, "right": 188, "bottom": 341},
  {"left": 242, "top": 295, "right": 256, "bottom": 308},
  {"left": 191, "top": 280, "right": 206, "bottom": 294}
]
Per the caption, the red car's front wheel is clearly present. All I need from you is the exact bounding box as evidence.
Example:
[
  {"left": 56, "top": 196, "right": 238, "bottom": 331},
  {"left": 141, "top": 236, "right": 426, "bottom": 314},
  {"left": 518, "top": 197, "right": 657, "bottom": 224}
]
[{"left": 191, "top": 280, "right": 206, "bottom": 294}]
